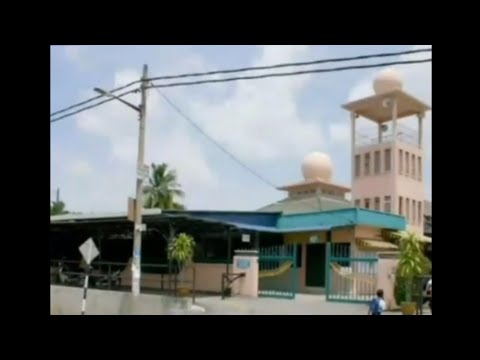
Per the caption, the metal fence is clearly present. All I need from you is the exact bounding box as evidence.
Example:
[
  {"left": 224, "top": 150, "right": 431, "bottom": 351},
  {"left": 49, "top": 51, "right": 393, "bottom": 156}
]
[
  {"left": 258, "top": 244, "right": 298, "bottom": 299},
  {"left": 50, "top": 259, "right": 196, "bottom": 301}
]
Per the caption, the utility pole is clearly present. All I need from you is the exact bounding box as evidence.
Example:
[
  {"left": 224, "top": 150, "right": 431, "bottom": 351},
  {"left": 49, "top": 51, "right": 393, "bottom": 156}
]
[
  {"left": 131, "top": 64, "right": 149, "bottom": 296},
  {"left": 56, "top": 188, "right": 60, "bottom": 202},
  {"left": 92, "top": 64, "right": 149, "bottom": 296}
]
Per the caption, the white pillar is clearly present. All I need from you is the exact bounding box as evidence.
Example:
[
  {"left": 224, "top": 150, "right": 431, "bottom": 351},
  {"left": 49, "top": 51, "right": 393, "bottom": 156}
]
[
  {"left": 391, "top": 98, "right": 398, "bottom": 140},
  {"left": 351, "top": 112, "right": 357, "bottom": 186},
  {"left": 378, "top": 124, "right": 383, "bottom": 143},
  {"left": 418, "top": 113, "right": 423, "bottom": 148},
  {"left": 390, "top": 98, "right": 398, "bottom": 213}
]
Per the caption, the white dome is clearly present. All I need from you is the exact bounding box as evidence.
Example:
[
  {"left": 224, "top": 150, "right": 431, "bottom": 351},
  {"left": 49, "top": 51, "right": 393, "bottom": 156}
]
[
  {"left": 373, "top": 68, "right": 403, "bottom": 94},
  {"left": 302, "top": 152, "right": 333, "bottom": 182}
]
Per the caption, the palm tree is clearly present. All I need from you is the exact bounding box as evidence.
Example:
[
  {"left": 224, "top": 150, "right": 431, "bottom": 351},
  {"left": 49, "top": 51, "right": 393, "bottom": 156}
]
[
  {"left": 143, "top": 163, "right": 185, "bottom": 210},
  {"left": 51, "top": 201, "right": 68, "bottom": 215}
]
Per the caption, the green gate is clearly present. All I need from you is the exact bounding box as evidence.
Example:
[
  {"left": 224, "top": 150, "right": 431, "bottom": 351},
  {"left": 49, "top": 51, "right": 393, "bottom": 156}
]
[
  {"left": 326, "top": 242, "right": 378, "bottom": 303},
  {"left": 258, "top": 244, "right": 298, "bottom": 299}
]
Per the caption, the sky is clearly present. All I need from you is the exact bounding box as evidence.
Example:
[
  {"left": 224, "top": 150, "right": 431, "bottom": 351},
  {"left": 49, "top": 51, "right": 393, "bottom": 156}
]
[{"left": 50, "top": 45, "right": 432, "bottom": 213}]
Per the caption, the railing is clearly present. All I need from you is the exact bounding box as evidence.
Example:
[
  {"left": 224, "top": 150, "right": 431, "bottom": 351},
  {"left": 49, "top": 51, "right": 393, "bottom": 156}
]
[
  {"left": 50, "top": 259, "right": 169, "bottom": 291},
  {"left": 355, "top": 124, "right": 419, "bottom": 147},
  {"left": 413, "top": 275, "right": 431, "bottom": 315}
]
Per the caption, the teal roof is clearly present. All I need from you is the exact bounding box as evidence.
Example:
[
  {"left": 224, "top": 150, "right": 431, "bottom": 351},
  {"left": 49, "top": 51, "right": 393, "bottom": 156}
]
[
  {"left": 277, "top": 208, "right": 406, "bottom": 231},
  {"left": 258, "top": 195, "right": 351, "bottom": 214}
]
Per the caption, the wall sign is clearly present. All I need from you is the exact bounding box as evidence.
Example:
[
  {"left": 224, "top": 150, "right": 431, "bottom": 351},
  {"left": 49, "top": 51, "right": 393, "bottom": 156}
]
[
  {"left": 242, "top": 234, "right": 251, "bottom": 243},
  {"left": 236, "top": 259, "right": 251, "bottom": 269}
]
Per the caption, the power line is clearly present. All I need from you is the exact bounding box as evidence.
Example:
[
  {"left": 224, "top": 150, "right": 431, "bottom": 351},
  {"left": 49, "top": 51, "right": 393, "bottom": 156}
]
[
  {"left": 153, "top": 85, "right": 278, "bottom": 189},
  {"left": 51, "top": 58, "right": 431, "bottom": 124},
  {"left": 148, "top": 48, "right": 431, "bottom": 82},
  {"left": 50, "top": 79, "right": 141, "bottom": 117},
  {"left": 148, "top": 58, "right": 431, "bottom": 90},
  {"left": 50, "top": 89, "right": 139, "bottom": 123},
  {"left": 51, "top": 49, "right": 430, "bottom": 118}
]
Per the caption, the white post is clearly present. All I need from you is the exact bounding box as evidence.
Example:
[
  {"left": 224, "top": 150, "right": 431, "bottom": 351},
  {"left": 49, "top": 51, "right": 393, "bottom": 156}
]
[
  {"left": 351, "top": 112, "right": 357, "bottom": 185},
  {"left": 418, "top": 113, "right": 423, "bottom": 148},
  {"left": 391, "top": 98, "right": 398, "bottom": 213},
  {"left": 132, "top": 64, "right": 148, "bottom": 297},
  {"left": 391, "top": 98, "right": 398, "bottom": 140}
]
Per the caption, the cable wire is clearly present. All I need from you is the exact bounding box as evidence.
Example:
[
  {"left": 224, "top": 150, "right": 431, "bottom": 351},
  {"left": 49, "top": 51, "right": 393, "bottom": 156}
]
[
  {"left": 153, "top": 85, "right": 278, "bottom": 189},
  {"left": 50, "top": 89, "right": 139, "bottom": 123},
  {"left": 50, "top": 80, "right": 141, "bottom": 117},
  {"left": 148, "top": 48, "right": 431, "bottom": 82},
  {"left": 154, "top": 87, "right": 380, "bottom": 220},
  {"left": 51, "top": 48, "right": 430, "bottom": 118},
  {"left": 51, "top": 58, "right": 431, "bottom": 123},
  {"left": 148, "top": 58, "right": 431, "bottom": 90}
]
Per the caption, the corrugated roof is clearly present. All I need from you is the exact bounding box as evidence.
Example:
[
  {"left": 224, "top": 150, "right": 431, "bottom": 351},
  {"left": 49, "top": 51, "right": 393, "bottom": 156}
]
[
  {"left": 226, "top": 222, "right": 331, "bottom": 233},
  {"left": 50, "top": 209, "right": 163, "bottom": 223},
  {"left": 258, "top": 195, "right": 352, "bottom": 214},
  {"left": 50, "top": 206, "right": 406, "bottom": 234}
]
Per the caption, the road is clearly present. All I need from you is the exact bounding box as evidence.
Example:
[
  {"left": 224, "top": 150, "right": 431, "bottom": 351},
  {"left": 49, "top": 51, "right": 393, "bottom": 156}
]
[{"left": 183, "top": 294, "right": 431, "bottom": 315}]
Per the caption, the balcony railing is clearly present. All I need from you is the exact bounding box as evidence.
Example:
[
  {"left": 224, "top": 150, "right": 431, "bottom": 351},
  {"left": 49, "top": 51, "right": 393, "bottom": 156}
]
[{"left": 355, "top": 124, "right": 419, "bottom": 147}]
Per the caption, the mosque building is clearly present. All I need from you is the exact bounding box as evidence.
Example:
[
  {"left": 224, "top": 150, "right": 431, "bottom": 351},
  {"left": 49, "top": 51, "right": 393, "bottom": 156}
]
[
  {"left": 260, "top": 68, "right": 431, "bottom": 240},
  {"left": 51, "top": 68, "right": 431, "bottom": 307}
]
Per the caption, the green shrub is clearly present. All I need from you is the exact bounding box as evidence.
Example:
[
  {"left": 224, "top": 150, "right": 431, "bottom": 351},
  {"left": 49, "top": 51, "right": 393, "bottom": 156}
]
[{"left": 391, "top": 231, "right": 431, "bottom": 303}]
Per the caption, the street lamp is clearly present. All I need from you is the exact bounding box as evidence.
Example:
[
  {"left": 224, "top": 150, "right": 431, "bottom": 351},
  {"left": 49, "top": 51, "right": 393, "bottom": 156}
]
[{"left": 93, "top": 64, "right": 148, "bottom": 297}]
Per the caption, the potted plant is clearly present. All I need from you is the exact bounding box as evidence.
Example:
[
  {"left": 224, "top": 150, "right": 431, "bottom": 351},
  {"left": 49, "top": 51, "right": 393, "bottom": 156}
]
[
  {"left": 168, "top": 233, "right": 195, "bottom": 297},
  {"left": 391, "top": 231, "right": 431, "bottom": 315}
]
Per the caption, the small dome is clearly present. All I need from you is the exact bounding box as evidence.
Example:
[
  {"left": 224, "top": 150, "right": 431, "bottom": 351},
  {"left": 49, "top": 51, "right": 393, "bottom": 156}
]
[
  {"left": 302, "top": 152, "right": 333, "bottom": 182},
  {"left": 373, "top": 68, "right": 403, "bottom": 94}
]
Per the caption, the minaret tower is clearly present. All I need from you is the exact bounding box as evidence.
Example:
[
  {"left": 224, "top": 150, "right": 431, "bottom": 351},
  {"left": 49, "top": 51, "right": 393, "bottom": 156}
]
[{"left": 342, "top": 69, "right": 431, "bottom": 234}]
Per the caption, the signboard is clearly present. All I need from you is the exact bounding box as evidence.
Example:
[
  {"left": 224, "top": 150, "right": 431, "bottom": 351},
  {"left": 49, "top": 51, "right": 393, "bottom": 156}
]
[
  {"left": 135, "top": 223, "right": 147, "bottom": 232},
  {"left": 79, "top": 238, "right": 99, "bottom": 265},
  {"left": 309, "top": 235, "right": 321, "bottom": 244},
  {"left": 136, "top": 164, "right": 150, "bottom": 180},
  {"left": 242, "top": 234, "right": 251, "bottom": 243},
  {"left": 236, "top": 259, "right": 251, "bottom": 270}
]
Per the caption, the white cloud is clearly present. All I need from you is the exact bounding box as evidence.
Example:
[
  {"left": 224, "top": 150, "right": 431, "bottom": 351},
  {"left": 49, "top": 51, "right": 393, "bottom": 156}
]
[
  {"left": 329, "top": 122, "right": 350, "bottom": 145},
  {"left": 56, "top": 45, "right": 430, "bottom": 213},
  {"left": 189, "top": 45, "right": 327, "bottom": 162},
  {"left": 69, "top": 160, "right": 93, "bottom": 177},
  {"left": 67, "top": 45, "right": 327, "bottom": 212}
]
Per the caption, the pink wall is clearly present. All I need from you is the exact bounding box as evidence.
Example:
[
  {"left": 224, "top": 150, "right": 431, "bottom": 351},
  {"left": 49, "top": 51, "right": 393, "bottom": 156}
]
[
  {"left": 394, "top": 142, "right": 424, "bottom": 234},
  {"left": 377, "top": 256, "right": 399, "bottom": 310},
  {"left": 352, "top": 142, "right": 397, "bottom": 210},
  {"left": 121, "top": 262, "right": 229, "bottom": 293},
  {"left": 353, "top": 140, "right": 425, "bottom": 236}
]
